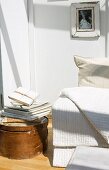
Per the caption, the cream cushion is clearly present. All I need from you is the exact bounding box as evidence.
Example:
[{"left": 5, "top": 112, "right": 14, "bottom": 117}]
[{"left": 74, "top": 55, "right": 109, "bottom": 88}]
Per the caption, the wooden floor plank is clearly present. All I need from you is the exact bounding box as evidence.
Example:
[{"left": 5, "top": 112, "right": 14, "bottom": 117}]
[{"left": 0, "top": 119, "right": 65, "bottom": 170}]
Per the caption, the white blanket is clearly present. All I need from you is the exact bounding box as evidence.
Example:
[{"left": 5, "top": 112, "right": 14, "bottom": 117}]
[{"left": 60, "top": 87, "right": 109, "bottom": 144}]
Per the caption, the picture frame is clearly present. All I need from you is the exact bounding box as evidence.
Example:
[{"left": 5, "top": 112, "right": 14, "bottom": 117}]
[{"left": 71, "top": 1, "right": 100, "bottom": 38}]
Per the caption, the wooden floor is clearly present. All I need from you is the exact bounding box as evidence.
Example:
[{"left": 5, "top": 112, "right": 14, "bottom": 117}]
[{"left": 0, "top": 119, "right": 65, "bottom": 170}]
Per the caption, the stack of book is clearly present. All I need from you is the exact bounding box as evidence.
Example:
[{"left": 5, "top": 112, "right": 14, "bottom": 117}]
[{"left": 1, "top": 87, "right": 51, "bottom": 121}]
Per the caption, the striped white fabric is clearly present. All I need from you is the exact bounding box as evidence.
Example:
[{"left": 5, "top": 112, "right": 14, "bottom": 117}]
[
  {"left": 52, "top": 90, "right": 109, "bottom": 167},
  {"left": 53, "top": 147, "right": 75, "bottom": 167},
  {"left": 52, "top": 97, "right": 107, "bottom": 147},
  {"left": 61, "top": 87, "right": 109, "bottom": 144}
]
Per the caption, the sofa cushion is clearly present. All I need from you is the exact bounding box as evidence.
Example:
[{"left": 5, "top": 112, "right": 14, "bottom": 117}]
[{"left": 74, "top": 55, "right": 109, "bottom": 88}]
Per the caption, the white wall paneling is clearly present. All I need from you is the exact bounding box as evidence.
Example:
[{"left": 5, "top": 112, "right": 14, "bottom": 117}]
[
  {"left": 1, "top": 0, "right": 30, "bottom": 105},
  {"left": 1, "top": 0, "right": 108, "bottom": 104},
  {"left": 27, "top": 0, "right": 36, "bottom": 92}
]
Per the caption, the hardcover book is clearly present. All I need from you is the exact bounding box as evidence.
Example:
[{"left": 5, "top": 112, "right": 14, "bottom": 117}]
[{"left": 8, "top": 87, "right": 37, "bottom": 106}]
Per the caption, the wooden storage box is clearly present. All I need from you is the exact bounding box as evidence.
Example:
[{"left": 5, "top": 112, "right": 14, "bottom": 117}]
[{"left": 0, "top": 117, "right": 48, "bottom": 159}]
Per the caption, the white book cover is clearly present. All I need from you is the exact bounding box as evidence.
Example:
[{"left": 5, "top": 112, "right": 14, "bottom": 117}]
[
  {"left": 8, "top": 93, "right": 33, "bottom": 106},
  {"left": 8, "top": 87, "right": 37, "bottom": 106},
  {"left": 6, "top": 102, "right": 51, "bottom": 111},
  {"left": 15, "top": 87, "right": 37, "bottom": 100}
]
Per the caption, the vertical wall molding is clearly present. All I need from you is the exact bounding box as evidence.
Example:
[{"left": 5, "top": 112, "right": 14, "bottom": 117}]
[
  {"left": 106, "top": 0, "right": 109, "bottom": 57},
  {"left": 0, "top": 31, "right": 4, "bottom": 109},
  {"left": 104, "top": 0, "right": 109, "bottom": 58},
  {"left": 27, "top": 0, "right": 36, "bottom": 91}
]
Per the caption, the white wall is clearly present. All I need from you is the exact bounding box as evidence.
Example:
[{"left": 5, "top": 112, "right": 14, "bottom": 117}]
[
  {"left": 1, "top": 0, "right": 108, "bottom": 105},
  {"left": 34, "top": 0, "right": 109, "bottom": 103},
  {"left": 1, "top": 0, "right": 30, "bottom": 105}
]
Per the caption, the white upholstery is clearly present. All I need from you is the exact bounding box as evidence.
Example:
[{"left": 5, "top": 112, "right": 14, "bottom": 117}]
[
  {"left": 53, "top": 148, "right": 75, "bottom": 168},
  {"left": 52, "top": 96, "right": 107, "bottom": 167}
]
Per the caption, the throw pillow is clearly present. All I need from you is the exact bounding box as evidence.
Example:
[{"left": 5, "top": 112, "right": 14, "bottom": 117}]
[{"left": 74, "top": 55, "right": 109, "bottom": 88}]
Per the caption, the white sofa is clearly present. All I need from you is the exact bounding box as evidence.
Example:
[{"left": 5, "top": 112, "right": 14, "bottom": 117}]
[{"left": 52, "top": 56, "right": 109, "bottom": 167}]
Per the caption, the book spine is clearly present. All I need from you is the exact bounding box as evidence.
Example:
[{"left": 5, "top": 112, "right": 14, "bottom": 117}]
[
  {"left": 4, "top": 108, "right": 51, "bottom": 116},
  {"left": 4, "top": 108, "right": 29, "bottom": 116},
  {"left": 2, "top": 111, "right": 50, "bottom": 121}
]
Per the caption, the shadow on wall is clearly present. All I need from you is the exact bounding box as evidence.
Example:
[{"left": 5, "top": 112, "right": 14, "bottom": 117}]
[
  {"left": 0, "top": 5, "right": 22, "bottom": 87},
  {"left": 34, "top": 3, "right": 109, "bottom": 55},
  {"left": 34, "top": 4, "right": 70, "bottom": 31},
  {"left": 34, "top": 3, "right": 109, "bottom": 35}
]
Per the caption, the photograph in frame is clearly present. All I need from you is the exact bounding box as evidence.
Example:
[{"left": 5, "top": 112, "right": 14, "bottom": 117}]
[{"left": 71, "top": 2, "right": 100, "bottom": 38}]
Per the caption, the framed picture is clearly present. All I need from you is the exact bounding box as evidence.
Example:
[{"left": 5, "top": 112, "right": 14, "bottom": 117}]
[{"left": 71, "top": 2, "right": 100, "bottom": 38}]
